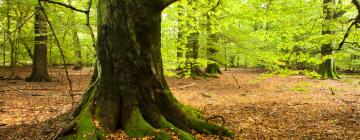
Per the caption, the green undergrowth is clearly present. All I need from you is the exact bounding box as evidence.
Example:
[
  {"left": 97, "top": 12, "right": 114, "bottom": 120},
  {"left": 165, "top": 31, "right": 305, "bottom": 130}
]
[
  {"left": 272, "top": 69, "right": 321, "bottom": 79},
  {"left": 291, "top": 81, "right": 311, "bottom": 93}
]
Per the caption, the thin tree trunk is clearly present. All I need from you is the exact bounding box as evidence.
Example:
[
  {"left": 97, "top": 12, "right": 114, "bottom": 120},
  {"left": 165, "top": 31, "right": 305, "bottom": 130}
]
[
  {"left": 68, "top": 0, "right": 82, "bottom": 70},
  {"left": 176, "top": 4, "right": 185, "bottom": 71},
  {"left": 5, "top": 0, "right": 16, "bottom": 77},
  {"left": 73, "top": 30, "right": 82, "bottom": 70},
  {"left": 2, "top": 33, "right": 5, "bottom": 68}
]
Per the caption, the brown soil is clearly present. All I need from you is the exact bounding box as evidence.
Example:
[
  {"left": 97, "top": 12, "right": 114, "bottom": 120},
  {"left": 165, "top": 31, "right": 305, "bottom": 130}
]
[{"left": 0, "top": 67, "right": 359, "bottom": 139}]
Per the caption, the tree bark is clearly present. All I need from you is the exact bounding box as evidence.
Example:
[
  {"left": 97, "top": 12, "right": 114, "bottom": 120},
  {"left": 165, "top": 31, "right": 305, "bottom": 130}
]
[
  {"left": 319, "top": 0, "right": 340, "bottom": 79},
  {"left": 68, "top": 0, "right": 82, "bottom": 70},
  {"left": 186, "top": 31, "right": 202, "bottom": 77},
  {"left": 60, "top": 0, "right": 234, "bottom": 139},
  {"left": 205, "top": 4, "right": 221, "bottom": 75},
  {"left": 184, "top": 1, "right": 203, "bottom": 77},
  {"left": 5, "top": 0, "right": 16, "bottom": 77},
  {"left": 26, "top": 7, "right": 50, "bottom": 82},
  {"left": 176, "top": 3, "right": 185, "bottom": 70},
  {"left": 73, "top": 30, "right": 82, "bottom": 70}
]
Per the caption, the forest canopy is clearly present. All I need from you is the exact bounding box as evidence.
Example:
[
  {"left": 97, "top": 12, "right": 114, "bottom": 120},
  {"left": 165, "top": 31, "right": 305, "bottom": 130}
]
[{"left": 0, "top": 0, "right": 359, "bottom": 78}]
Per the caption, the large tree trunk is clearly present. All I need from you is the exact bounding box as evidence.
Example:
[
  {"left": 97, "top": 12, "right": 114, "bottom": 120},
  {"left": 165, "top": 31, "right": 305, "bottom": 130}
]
[
  {"left": 60, "top": 0, "right": 234, "bottom": 139},
  {"left": 319, "top": 0, "right": 340, "bottom": 79},
  {"left": 26, "top": 7, "right": 50, "bottom": 82}
]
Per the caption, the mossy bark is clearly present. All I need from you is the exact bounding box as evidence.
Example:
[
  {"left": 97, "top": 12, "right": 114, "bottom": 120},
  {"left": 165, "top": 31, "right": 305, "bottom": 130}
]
[
  {"left": 319, "top": 0, "right": 339, "bottom": 80},
  {"left": 319, "top": 57, "right": 339, "bottom": 79},
  {"left": 60, "top": 0, "right": 234, "bottom": 139},
  {"left": 206, "top": 63, "right": 221, "bottom": 74},
  {"left": 72, "top": 30, "right": 82, "bottom": 70},
  {"left": 177, "top": 1, "right": 205, "bottom": 78},
  {"left": 205, "top": 1, "right": 221, "bottom": 75},
  {"left": 184, "top": 30, "right": 203, "bottom": 78},
  {"left": 26, "top": 7, "right": 50, "bottom": 82}
]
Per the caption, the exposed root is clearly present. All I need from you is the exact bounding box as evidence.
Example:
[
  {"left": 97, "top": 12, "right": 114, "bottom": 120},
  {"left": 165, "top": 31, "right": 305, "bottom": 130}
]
[
  {"left": 123, "top": 108, "right": 158, "bottom": 137},
  {"left": 25, "top": 75, "right": 51, "bottom": 82},
  {"left": 185, "top": 117, "right": 235, "bottom": 138},
  {"left": 58, "top": 75, "right": 234, "bottom": 140}
]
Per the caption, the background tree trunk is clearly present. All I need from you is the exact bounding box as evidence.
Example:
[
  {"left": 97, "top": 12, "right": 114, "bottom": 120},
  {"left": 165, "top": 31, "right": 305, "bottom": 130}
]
[
  {"left": 185, "top": 1, "right": 202, "bottom": 77},
  {"left": 319, "top": 0, "right": 340, "bottom": 79},
  {"left": 72, "top": 30, "right": 82, "bottom": 70},
  {"left": 68, "top": 0, "right": 82, "bottom": 70},
  {"left": 205, "top": 3, "right": 221, "bottom": 74},
  {"left": 60, "top": 0, "right": 234, "bottom": 139},
  {"left": 176, "top": 4, "right": 185, "bottom": 70},
  {"left": 26, "top": 7, "right": 50, "bottom": 82},
  {"left": 5, "top": 0, "right": 15, "bottom": 77},
  {"left": 186, "top": 31, "right": 202, "bottom": 77}
]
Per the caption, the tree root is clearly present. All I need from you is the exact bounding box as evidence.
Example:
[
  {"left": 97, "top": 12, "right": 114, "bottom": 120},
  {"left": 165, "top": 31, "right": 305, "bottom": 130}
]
[
  {"left": 25, "top": 75, "right": 51, "bottom": 82},
  {"left": 205, "top": 63, "right": 222, "bottom": 75},
  {"left": 58, "top": 78, "right": 234, "bottom": 140}
]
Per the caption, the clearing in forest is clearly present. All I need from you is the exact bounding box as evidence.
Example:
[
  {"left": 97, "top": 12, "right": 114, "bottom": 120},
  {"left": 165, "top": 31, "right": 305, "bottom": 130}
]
[{"left": 0, "top": 67, "right": 359, "bottom": 139}]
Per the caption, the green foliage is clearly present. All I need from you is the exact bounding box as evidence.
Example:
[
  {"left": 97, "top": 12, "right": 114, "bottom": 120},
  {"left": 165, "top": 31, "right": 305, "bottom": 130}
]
[
  {"left": 0, "top": 0, "right": 359, "bottom": 77},
  {"left": 0, "top": 0, "right": 96, "bottom": 67},
  {"left": 159, "top": 0, "right": 360, "bottom": 77}
]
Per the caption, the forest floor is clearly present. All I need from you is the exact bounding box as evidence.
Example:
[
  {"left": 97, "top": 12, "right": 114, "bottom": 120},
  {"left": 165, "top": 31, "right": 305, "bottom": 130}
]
[{"left": 0, "top": 66, "right": 359, "bottom": 139}]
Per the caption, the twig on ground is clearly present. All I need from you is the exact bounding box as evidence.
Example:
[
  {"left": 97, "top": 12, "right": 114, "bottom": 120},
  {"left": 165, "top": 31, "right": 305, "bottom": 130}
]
[
  {"left": 179, "top": 83, "right": 196, "bottom": 90},
  {"left": 232, "top": 76, "right": 241, "bottom": 88},
  {"left": 330, "top": 88, "right": 335, "bottom": 95},
  {"left": 202, "top": 92, "right": 212, "bottom": 98},
  {"left": 0, "top": 123, "right": 8, "bottom": 127}
]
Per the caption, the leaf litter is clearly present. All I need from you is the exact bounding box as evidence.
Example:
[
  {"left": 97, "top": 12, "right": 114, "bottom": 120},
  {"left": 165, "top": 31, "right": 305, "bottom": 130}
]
[{"left": 0, "top": 67, "right": 359, "bottom": 139}]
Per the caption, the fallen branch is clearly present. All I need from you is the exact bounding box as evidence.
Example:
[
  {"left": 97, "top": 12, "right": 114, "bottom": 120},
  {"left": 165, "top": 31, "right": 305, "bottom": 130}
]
[
  {"left": 330, "top": 88, "right": 335, "bottom": 95},
  {"left": 0, "top": 123, "right": 7, "bottom": 127},
  {"left": 179, "top": 83, "right": 196, "bottom": 90},
  {"left": 232, "top": 76, "right": 241, "bottom": 88},
  {"left": 202, "top": 92, "right": 212, "bottom": 98}
]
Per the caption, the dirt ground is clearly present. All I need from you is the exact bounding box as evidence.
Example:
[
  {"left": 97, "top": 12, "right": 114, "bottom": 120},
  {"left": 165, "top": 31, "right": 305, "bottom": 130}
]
[{"left": 0, "top": 66, "right": 359, "bottom": 139}]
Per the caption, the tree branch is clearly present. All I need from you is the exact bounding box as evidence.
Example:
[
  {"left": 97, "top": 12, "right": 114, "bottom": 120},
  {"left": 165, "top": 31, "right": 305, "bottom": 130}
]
[
  {"left": 337, "top": 0, "right": 360, "bottom": 50},
  {"left": 39, "top": 0, "right": 88, "bottom": 14},
  {"left": 37, "top": 0, "right": 74, "bottom": 103},
  {"left": 353, "top": 0, "right": 360, "bottom": 13}
]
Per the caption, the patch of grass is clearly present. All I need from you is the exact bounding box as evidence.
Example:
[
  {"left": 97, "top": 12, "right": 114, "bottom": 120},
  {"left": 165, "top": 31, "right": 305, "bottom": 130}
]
[
  {"left": 251, "top": 73, "right": 274, "bottom": 84},
  {"left": 340, "top": 75, "right": 360, "bottom": 87},
  {"left": 291, "top": 82, "right": 311, "bottom": 93},
  {"left": 292, "top": 86, "right": 309, "bottom": 92},
  {"left": 303, "top": 70, "right": 321, "bottom": 79},
  {"left": 272, "top": 69, "right": 300, "bottom": 78}
]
